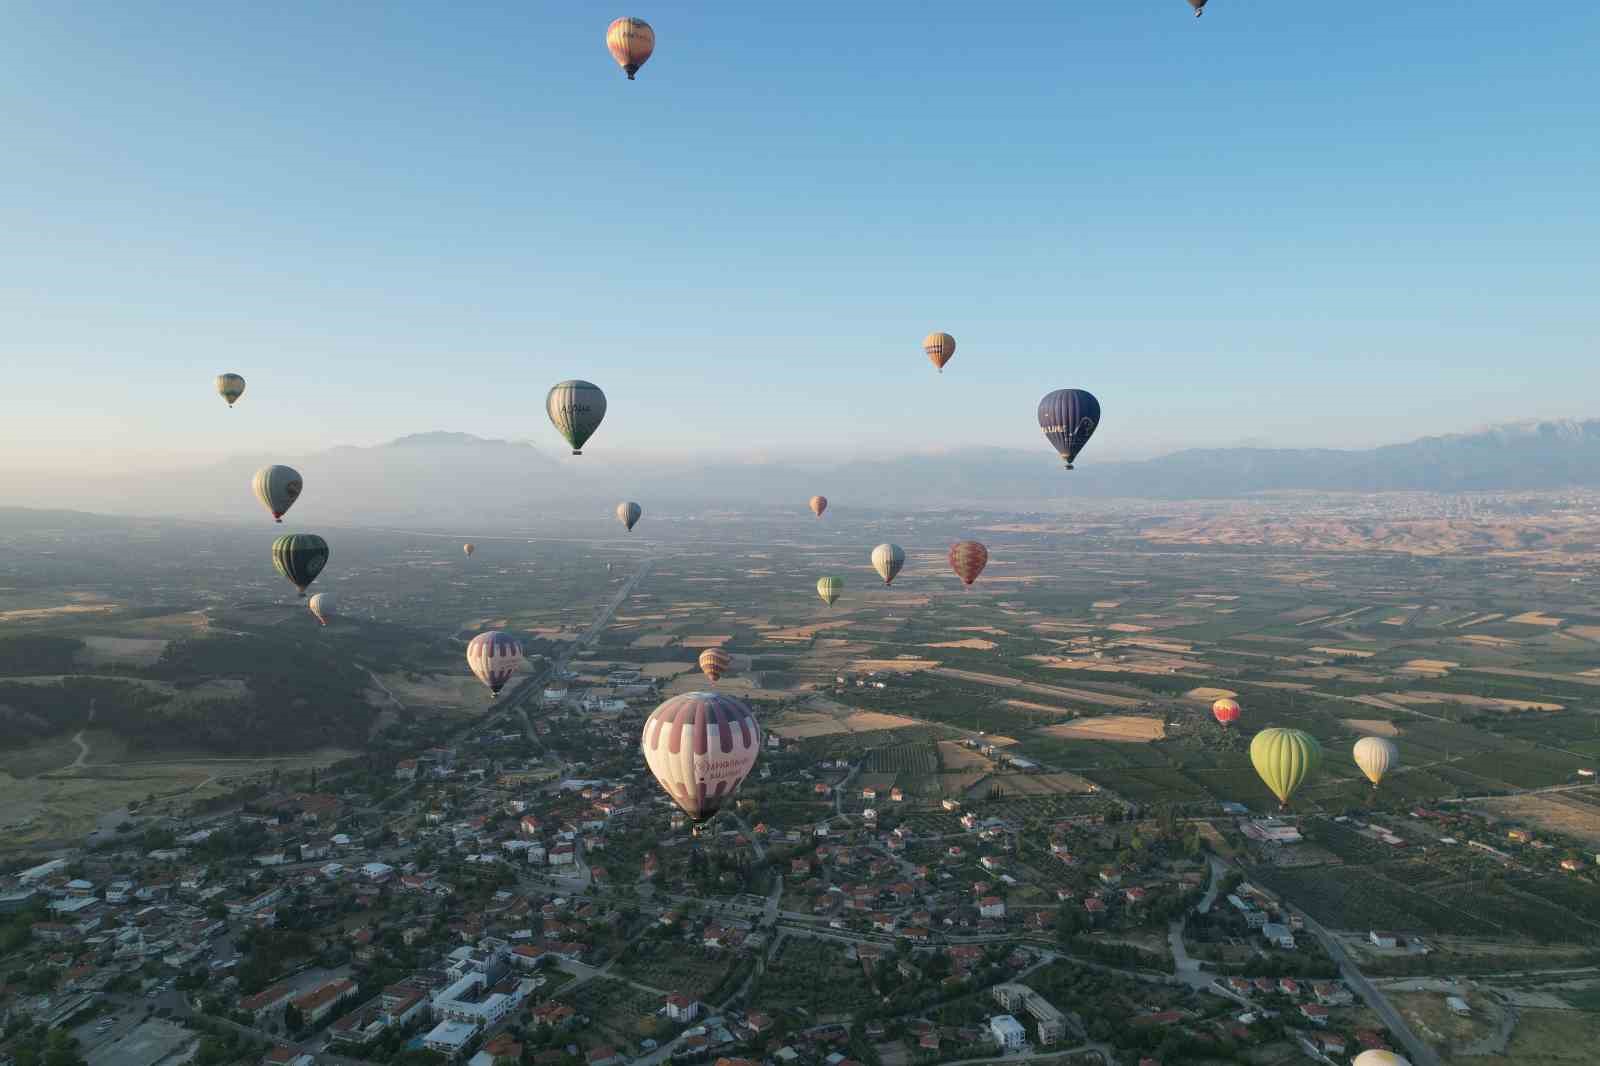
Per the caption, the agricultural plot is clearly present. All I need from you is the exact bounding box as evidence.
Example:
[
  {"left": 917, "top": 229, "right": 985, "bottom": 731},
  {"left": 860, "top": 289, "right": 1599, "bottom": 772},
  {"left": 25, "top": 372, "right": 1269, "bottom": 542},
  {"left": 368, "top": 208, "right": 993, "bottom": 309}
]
[
  {"left": 616, "top": 945, "right": 737, "bottom": 1001},
  {"left": 561, "top": 977, "right": 667, "bottom": 1044},
  {"left": 1037, "top": 716, "right": 1166, "bottom": 742},
  {"left": 749, "top": 938, "right": 876, "bottom": 1018},
  {"left": 1473, "top": 792, "right": 1600, "bottom": 847}
]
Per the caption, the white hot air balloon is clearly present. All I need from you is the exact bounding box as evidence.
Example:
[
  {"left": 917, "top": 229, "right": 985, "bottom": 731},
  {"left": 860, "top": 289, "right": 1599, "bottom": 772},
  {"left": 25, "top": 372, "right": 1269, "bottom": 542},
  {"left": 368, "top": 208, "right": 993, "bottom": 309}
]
[{"left": 1353, "top": 735, "right": 1399, "bottom": 788}]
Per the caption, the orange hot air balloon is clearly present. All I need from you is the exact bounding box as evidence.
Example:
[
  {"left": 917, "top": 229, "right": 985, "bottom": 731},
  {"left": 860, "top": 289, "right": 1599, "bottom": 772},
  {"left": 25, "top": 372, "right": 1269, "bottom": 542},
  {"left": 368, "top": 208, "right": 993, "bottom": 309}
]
[
  {"left": 1212, "top": 698, "right": 1241, "bottom": 727},
  {"left": 606, "top": 17, "right": 655, "bottom": 80},
  {"left": 809, "top": 495, "right": 828, "bottom": 518},
  {"left": 923, "top": 332, "right": 956, "bottom": 373},
  {"left": 699, "top": 648, "right": 731, "bottom": 683},
  {"left": 948, "top": 541, "right": 989, "bottom": 588}
]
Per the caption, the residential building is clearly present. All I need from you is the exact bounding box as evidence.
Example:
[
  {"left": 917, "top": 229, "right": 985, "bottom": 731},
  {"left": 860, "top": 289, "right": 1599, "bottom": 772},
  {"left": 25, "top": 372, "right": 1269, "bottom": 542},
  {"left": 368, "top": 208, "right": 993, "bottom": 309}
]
[
  {"left": 240, "top": 984, "right": 296, "bottom": 1021},
  {"left": 991, "top": 984, "right": 1066, "bottom": 1045},
  {"left": 1369, "top": 930, "right": 1398, "bottom": 949},
  {"left": 989, "top": 1015, "right": 1027, "bottom": 1050},
  {"left": 262, "top": 1048, "right": 315, "bottom": 1066},
  {"left": 1261, "top": 923, "right": 1295, "bottom": 949},
  {"left": 423, "top": 1020, "right": 479, "bottom": 1060},
  {"left": 664, "top": 993, "right": 698, "bottom": 1022},
  {"left": 978, "top": 897, "right": 1006, "bottom": 919},
  {"left": 292, "top": 979, "right": 357, "bottom": 1026}
]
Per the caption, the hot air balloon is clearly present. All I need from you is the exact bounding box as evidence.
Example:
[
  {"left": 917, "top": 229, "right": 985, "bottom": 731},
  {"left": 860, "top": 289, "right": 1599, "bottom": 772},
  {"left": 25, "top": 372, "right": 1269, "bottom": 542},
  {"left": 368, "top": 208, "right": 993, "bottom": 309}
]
[
  {"left": 871, "top": 543, "right": 906, "bottom": 586},
  {"left": 467, "top": 631, "right": 525, "bottom": 697},
  {"left": 948, "top": 541, "right": 989, "bottom": 588},
  {"left": 641, "top": 692, "right": 762, "bottom": 821},
  {"left": 215, "top": 373, "right": 245, "bottom": 408},
  {"left": 271, "top": 534, "right": 328, "bottom": 597},
  {"left": 308, "top": 592, "right": 336, "bottom": 627},
  {"left": 1212, "top": 697, "right": 1241, "bottom": 727},
  {"left": 1188, "top": 0, "right": 1207, "bottom": 15},
  {"left": 607, "top": 562, "right": 614, "bottom": 574},
  {"left": 1353, "top": 1054, "right": 1411, "bottom": 1066},
  {"left": 1353, "top": 736, "right": 1399, "bottom": 789},
  {"left": 809, "top": 495, "right": 828, "bottom": 518},
  {"left": 923, "top": 332, "right": 956, "bottom": 373},
  {"left": 698, "top": 648, "right": 731, "bottom": 683},
  {"left": 617, "top": 501, "right": 642, "bottom": 532},
  {"left": 817, "top": 576, "right": 843, "bottom": 607},
  {"left": 463, "top": 543, "right": 475, "bottom": 557},
  {"left": 252, "top": 465, "right": 303, "bottom": 523},
  {"left": 605, "top": 17, "right": 654, "bottom": 80},
  {"left": 1038, "top": 389, "right": 1101, "bottom": 469},
  {"left": 1250, "top": 728, "right": 1321, "bottom": 809},
  {"left": 546, "top": 380, "right": 607, "bottom": 455}
]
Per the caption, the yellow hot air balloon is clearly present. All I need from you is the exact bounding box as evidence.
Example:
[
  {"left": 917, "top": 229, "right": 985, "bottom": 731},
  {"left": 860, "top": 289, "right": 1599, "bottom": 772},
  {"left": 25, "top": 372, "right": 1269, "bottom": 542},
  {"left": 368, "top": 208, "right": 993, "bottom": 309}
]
[
  {"left": 1353, "top": 1053, "right": 1411, "bottom": 1066},
  {"left": 816, "top": 576, "right": 843, "bottom": 607},
  {"left": 1250, "top": 728, "right": 1321, "bottom": 809},
  {"left": 698, "top": 648, "right": 731, "bottom": 683},
  {"left": 923, "top": 332, "right": 956, "bottom": 373},
  {"left": 1353, "top": 736, "right": 1399, "bottom": 788},
  {"left": 606, "top": 17, "right": 655, "bottom": 80}
]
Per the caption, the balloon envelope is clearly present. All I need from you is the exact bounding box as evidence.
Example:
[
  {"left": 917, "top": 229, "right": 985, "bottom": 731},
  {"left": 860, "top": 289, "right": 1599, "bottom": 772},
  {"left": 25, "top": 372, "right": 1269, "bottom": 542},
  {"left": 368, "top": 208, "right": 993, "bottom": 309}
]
[
  {"left": 641, "top": 691, "right": 761, "bottom": 821},
  {"left": 467, "top": 631, "right": 524, "bottom": 696},
  {"left": 308, "top": 592, "right": 336, "bottom": 627},
  {"left": 271, "top": 534, "right": 328, "bottom": 596},
  {"left": 1250, "top": 728, "right": 1321, "bottom": 808},
  {"left": 252, "top": 465, "right": 303, "bottom": 523},
  {"left": 1353, "top": 1054, "right": 1411, "bottom": 1066},
  {"left": 871, "top": 543, "right": 906, "bottom": 586},
  {"left": 606, "top": 17, "right": 655, "bottom": 79},
  {"left": 923, "top": 332, "right": 956, "bottom": 372},
  {"left": 1353, "top": 736, "right": 1399, "bottom": 786},
  {"left": 698, "top": 648, "right": 731, "bottom": 683},
  {"left": 1212, "top": 698, "right": 1241, "bottom": 726},
  {"left": 809, "top": 495, "right": 828, "bottom": 517},
  {"left": 546, "top": 380, "right": 607, "bottom": 455},
  {"left": 215, "top": 373, "right": 245, "bottom": 407},
  {"left": 816, "top": 576, "right": 843, "bottom": 606},
  {"left": 948, "top": 541, "right": 989, "bottom": 587},
  {"left": 1037, "top": 389, "right": 1101, "bottom": 469},
  {"left": 617, "top": 501, "right": 642, "bottom": 531},
  {"left": 1188, "top": 0, "right": 1207, "bottom": 14},
  {"left": 463, "top": 543, "right": 475, "bottom": 557}
]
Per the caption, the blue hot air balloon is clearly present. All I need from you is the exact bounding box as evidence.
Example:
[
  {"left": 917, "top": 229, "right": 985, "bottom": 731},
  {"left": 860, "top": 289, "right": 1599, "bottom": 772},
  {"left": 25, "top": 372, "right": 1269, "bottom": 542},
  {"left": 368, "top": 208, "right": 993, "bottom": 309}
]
[{"left": 1037, "top": 389, "right": 1101, "bottom": 470}]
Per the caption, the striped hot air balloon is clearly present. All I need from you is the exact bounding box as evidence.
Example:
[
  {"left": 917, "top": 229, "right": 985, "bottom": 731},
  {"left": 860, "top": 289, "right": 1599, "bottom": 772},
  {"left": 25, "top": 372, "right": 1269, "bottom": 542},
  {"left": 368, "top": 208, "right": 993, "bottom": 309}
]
[
  {"left": 546, "top": 380, "right": 607, "bottom": 455},
  {"left": 948, "top": 541, "right": 989, "bottom": 588},
  {"left": 923, "top": 332, "right": 956, "bottom": 373},
  {"left": 698, "top": 648, "right": 731, "bottom": 683},
  {"left": 1212, "top": 697, "right": 1241, "bottom": 727},
  {"left": 816, "top": 576, "right": 843, "bottom": 607},
  {"left": 252, "top": 465, "right": 303, "bottom": 523},
  {"left": 641, "top": 692, "right": 762, "bottom": 821},
  {"left": 215, "top": 373, "right": 245, "bottom": 407},
  {"left": 617, "top": 501, "right": 642, "bottom": 531},
  {"left": 605, "top": 17, "right": 655, "bottom": 80},
  {"left": 271, "top": 534, "right": 328, "bottom": 597},
  {"left": 1353, "top": 736, "right": 1399, "bottom": 789},
  {"left": 1250, "top": 728, "right": 1321, "bottom": 809},
  {"left": 809, "top": 495, "right": 828, "bottom": 518},
  {"left": 467, "top": 631, "right": 524, "bottom": 697},
  {"left": 307, "top": 592, "right": 336, "bottom": 627},
  {"left": 871, "top": 543, "right": 906, "bottom": 586},
  {"left": 1038, "top": 389, "right": 1101, "bottom": 469}
]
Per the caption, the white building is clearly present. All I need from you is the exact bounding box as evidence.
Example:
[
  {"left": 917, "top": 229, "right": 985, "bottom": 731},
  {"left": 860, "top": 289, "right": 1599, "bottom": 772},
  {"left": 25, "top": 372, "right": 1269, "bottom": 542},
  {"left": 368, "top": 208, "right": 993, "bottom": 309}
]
[
  {"left": 423, "top": 1020, "right": 479, "bottom": 1060},
  {"left": 361, "top": 862, "right": 395, "bottom": 883},
  {"left": 990, "top": 1015, "right": 1027, "bottom": 1050},
  {"left": 664, "top": 993, "right": 699, "bottom": 1022},
  {"left": 432, "top": 971, "right": 534, "bottom": 1028},
  {"left": 1261, "top": 923, "right": 1296, "bottom": 949}
]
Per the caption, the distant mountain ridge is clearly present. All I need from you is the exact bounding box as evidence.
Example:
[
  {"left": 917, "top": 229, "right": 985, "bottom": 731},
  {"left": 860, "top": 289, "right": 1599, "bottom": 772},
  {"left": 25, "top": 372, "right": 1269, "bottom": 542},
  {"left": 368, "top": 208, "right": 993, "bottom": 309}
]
[{"left": 7, "top": 418, "right": 1600, "bottom": 524}]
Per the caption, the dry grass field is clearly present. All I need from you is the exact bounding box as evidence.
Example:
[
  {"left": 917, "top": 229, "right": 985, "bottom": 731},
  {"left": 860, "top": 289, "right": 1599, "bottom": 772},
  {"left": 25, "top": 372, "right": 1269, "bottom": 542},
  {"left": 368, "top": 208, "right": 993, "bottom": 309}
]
[
  {"left": 929, "top": 668, "right": 1142, "bottom": 708},
  {"left": 768, "top": 706, "right": 925, "bottom": 739},
  {"left": 924, "top": 638, "right": 997, "bottom": 650},
  {"left": 765, "top": 620, "right": 856, "bottom": 641},
  {"left": 1385, "top": 690, "right": 1564, "bottom": 712},
  {"left": 1185, "top": 687, "right": 1238, "bottom": 701},
  {"left": 370, "top": 671, "right": 486, "bottom": 712},
  {"left": 1342, "top": 719, "right": 1403, "bottom": 737},
  {"left": 850, "top": 658, "right": 941, "bottom": 673},
  {"left": 992, "top": 772, "right": 1097, "bottom": 795},
  {"left": 937, "top": 741, "right": 995, "bottom": 771},
  {"left": 77, "top": 636, "right": 170, "bottom": 667},
  {"left": 1001, "top": 699, "right": 1075, "bottom": 718},
  {"left": 1474, "top": 792, "right": 1600, "bottom": 847},
  {"left": 679, "top": 634, "right": 731, "bottom": 648},
  {"left": 1507, "top": 611, "right": 1564, "bottom": 626},
  {"left": 1037, "top": 716, "right": 1166, "bottom": 742}
]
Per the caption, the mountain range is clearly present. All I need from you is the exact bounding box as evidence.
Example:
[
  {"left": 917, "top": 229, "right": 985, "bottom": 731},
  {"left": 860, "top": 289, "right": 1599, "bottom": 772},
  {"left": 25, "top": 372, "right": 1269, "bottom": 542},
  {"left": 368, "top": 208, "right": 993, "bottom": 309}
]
[{"left": 8, "top": 420, "right": 1600, "bottom": 526}]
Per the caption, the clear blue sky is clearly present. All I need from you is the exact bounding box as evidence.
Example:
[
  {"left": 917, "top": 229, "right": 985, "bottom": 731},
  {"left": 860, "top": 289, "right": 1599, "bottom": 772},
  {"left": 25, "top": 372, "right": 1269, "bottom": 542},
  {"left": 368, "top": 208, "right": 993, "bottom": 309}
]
[{"left": 3, "top": 1, "right": 1597, "bottom": 471}]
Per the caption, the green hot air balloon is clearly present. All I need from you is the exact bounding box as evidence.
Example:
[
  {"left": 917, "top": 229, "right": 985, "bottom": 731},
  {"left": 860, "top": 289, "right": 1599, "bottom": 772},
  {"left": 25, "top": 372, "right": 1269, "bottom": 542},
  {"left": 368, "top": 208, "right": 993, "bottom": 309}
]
[
  {"left": 546, "top": 380, "right": 607, "bottom": 455},
  {"left": 215, "top": 373, "right": 246, "bottom": 407},
  {"left": 816, "top": 576, "right": 843, "bottom": 607},
  {"left": 1250, "top": 727, "right": 1321, "bottom": 810},
  {"left": 272, "top": 534, "right": 329, "bottom": 597}
]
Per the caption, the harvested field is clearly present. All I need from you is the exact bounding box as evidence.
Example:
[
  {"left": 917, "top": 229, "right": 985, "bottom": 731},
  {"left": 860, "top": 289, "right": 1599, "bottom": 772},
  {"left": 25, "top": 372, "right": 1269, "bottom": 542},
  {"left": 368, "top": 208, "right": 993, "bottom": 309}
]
[
  {"left": 1037, "top": 716, "right": 1166, "bottom": 742},
  {"left": 0, "top": 603, "right": 119, "bottom": 623},
  {"left": 77, "top": 636, "right": 170, "bottom": 667},
  {"left": 1385, "top": 691, "right": 1564, "bottom": 712},
  {"left": 639, "top": 661, "right": 694, "bottom": 679},
  {"left": 1457, "top": 613, "right": 1504, "bottom": 628},
  {"left": 679, "top": 635, "right": 732, "bottom": 648},
  {"left": 769, "top": 708, "right": 924, "bottom": 739},
  {"left": 369, "top": 671, "right": 484, "bottom": 711},
  {"left": 988, "top": 772, "right": 1097, "bottom": 795},
  {"left": 1106, "top": 623, "right": 1151, "bottom": 633},
  {"left": 924, "top": 638, "right": 997, "bottom": 650},
  {"left": 938, "top": 772, "right": 987, "bottom": 797},
  {"left": 1185, "top": 687, "right": 1237, "bottom": 701},
  {"left": 1398, "top": 659, "right": 1459, "bottom": 674},
  {"left": 1473, "top": 793, "right": 1600, "bottom": 847},
  {"left": 937, "top": 741, "right": 994, "bottom": 771},
  {"left": 629, "top": 634, "right": 675, "bottom": 648},
  {"left": 1001, "top": 699, "right": 1074, "bottom": 718},
  {"left": 1091, "top": 601, "right": 1122, "bottom": 608},
  {"left": 928, "top": 668, "right": 1141, "bottom": 708},
  {"left": 766, "top": 620, "right": 856, "bottom": 641},
  {"left": 1507, "top": 611, "right": 1564, "bottom": 627},
  {"left": 1342, "top": 719, "right": 1402, "bottom": 737},
  {"left": 1311, "top": 645, "right": 1376, "bottom": 658},
  {"left": 849, "top": 658, "right": 941, "bottom": 673},
  {"left": 956, "top": 626, "right": 1010, "bottom": 636}
]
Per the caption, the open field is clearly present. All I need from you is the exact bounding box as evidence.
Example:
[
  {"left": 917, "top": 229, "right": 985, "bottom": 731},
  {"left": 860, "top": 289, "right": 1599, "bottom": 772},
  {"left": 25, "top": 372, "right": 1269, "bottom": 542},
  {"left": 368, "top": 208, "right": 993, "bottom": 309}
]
[
  {"left": 924, "top": 637, "right": 997, "bottom": 649},
  {"left": 989, "top": 772, "right": 1097, "bottom": 795},
  {"left": 937, "top": 741, "right": 995, "bottom": 770},
  {"left": 1342, "top": 718, "right": 1403, "bottom": 736},
  {"left": 768, "top": 707, "right": 926, "bottom": 739},
  {"left": 928, "top": 668, "right": 1142, "bottom": 708},
  {"left": 1473, "top": 791, "right": 1600, "bottom": 847},
  {"left": 369, "top": 670, "right": 487, "bottom": 712},
  {"left": 849, "top": 658, "right": 941, "bottom": 673},
  {"left": 1001, "top": 699, "right": 1075, "bottom": 717},
  {"left": 1462, "top": 1008, "right": 1600, "bottom": 1066},
  {"left": 77, "top": 636, "right": 170, "bottom": 666},
  {"left": 1037, "top": 716, "right": 1166, "bottom": 742},
  {"left": 1185, "top": 686, "right": 1237, "bottom": 701}
]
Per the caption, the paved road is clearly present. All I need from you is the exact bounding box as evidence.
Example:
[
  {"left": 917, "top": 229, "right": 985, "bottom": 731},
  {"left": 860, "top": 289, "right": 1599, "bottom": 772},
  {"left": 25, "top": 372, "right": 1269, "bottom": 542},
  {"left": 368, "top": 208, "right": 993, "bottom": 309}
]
[{"left": 1293, "top": 906, "right": 1441, "bottom": 1066}]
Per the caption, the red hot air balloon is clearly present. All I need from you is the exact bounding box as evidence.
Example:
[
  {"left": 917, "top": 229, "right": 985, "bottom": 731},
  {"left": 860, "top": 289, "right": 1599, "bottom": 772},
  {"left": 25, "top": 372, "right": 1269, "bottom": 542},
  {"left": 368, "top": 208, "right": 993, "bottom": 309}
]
[
  {"left": 606, "top": 17, "right": 655, "bottom": 80},
  {"left": 641, "top": 692, "right": 762, "bottom": 821},
  {"left": 809, "top": 495, "right": 828, "bottom": 518},
  {"left": 948, "top": 541, "right": 989, "bottom": 588},
  {"left": 698, "top": 648, "right": 731, "bottom": 683},
  {"left": 1212, "top": 697, "right": 1241, "bottom": 727}
]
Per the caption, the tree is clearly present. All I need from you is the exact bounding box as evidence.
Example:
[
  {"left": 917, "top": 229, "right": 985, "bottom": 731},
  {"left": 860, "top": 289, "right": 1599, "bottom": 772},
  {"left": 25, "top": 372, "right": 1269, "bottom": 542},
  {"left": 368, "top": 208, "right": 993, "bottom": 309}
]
[{"left": 284, "top": 1004, "right": 304, "bottom": 1033}]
